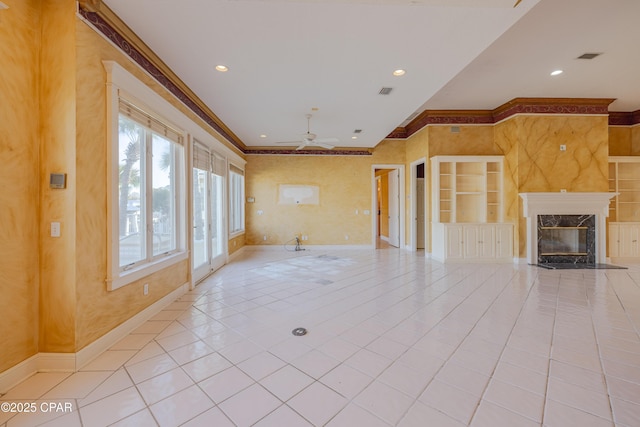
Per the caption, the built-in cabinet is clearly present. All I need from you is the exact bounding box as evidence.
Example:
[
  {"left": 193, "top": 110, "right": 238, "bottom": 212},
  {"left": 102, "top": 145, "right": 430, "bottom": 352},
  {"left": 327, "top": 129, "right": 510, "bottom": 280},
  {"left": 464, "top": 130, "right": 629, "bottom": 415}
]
[
  {"left": 431, "top": 156, "right": 513, "bottom": 263},
  {"left": 608, "top": 157, "right": 640, "bottom": 259},
  {"left": 609, "top": 223, "right": 640, "bottom": 258}
]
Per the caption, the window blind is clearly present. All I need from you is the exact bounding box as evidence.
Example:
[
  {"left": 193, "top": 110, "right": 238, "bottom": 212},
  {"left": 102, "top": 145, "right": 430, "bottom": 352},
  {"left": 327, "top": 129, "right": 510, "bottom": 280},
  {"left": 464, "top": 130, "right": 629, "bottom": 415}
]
[
  {"left": 229, "top": 164, "right": 244, "bottom": 176},
  {"left": 193, "top": 142, "right": 211, "bottom": 171},
  {"left": 212, "top": 153, "right": 226, "bottom": 177},
  {"left": 119, "top": 97, "right": 183, "bottom": 145}
]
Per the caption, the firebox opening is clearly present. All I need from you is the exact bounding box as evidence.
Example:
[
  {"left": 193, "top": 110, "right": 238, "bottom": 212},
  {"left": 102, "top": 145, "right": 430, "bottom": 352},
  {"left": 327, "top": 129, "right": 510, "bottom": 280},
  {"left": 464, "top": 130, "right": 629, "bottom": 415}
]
[
  {"left": 537, "top": 215, "right": 595, "bottom": 265},
  {"left": 540, "top": 226, "right": 588, "bottom": 256}
]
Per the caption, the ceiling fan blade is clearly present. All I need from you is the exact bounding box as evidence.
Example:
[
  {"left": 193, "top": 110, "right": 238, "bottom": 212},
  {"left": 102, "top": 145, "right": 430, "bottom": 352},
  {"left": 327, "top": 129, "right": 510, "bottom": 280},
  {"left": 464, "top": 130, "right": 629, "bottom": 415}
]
[
  {"left": 296, "top": 143, "right": 308, "bottom": 150},
  {"left": 315, "top": 142, "right": 335, "bottom": 149},
  {"left": 314, "top": 137, "right": 339, "bottom": 144}
]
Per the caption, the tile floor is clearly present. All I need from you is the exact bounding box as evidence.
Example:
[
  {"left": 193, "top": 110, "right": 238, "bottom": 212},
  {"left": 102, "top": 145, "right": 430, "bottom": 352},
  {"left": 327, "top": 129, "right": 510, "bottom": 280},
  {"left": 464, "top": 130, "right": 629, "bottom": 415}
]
[{"left": 2, "top": 248, "right": 640, "bottom": 426}]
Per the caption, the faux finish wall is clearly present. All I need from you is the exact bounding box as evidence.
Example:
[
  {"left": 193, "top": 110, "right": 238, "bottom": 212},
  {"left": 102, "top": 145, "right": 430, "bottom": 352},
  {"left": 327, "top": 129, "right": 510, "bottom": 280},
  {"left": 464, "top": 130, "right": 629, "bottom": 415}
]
[
  {"left": 245, "top": 155, "right": 373, "bottom": 245},
  {"left": 0, "top": 0, "right": 40, "bottom": 373},
  {"left": 495, "top": 115, "right": 609, "bottom": 257},
  {"left": 245, "top": 140, "right": 405, "bottom": 246},
  {"left": 73, "top": 19, "right": 192, "bottom": 350},
  {"left": 39, "top": 0, "right": 77, "bottom": 353},
  {"left": 610, "top": 126, "right": 640, "bottom": 156}
]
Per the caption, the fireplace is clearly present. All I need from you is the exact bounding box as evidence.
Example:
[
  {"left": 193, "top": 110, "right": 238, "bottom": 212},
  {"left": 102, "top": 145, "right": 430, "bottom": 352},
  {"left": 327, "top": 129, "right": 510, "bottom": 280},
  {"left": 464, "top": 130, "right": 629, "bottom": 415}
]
[
  {"left": 537, "top": 215, "right": 595, "bottom": 264},
  {"left": 519, "top": 193, "right": 616, "bottom": 265}
]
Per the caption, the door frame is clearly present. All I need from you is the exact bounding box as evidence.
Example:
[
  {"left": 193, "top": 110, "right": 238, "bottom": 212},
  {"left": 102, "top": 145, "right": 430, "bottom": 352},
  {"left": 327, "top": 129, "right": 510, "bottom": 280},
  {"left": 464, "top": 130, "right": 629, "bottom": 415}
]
[
  {"left": 410, "top": 157, "right": 427, "bottom": 253},
  {"left": 371, "top": 164, "right": 405, "bottom": 249},
  {"left": 191, "top": 144, "right": 228, "bottom": 285}
]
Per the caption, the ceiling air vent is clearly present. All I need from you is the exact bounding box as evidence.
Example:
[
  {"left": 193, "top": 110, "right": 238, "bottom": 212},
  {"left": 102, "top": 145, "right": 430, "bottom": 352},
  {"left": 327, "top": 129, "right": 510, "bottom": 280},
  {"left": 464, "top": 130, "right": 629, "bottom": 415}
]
[
  {"left": 354, "top": 129, "right": 362, "bottom": 134},
  {"left": 379, "top": 87, "right": 393, "bottom": 95},
  {"left": 577, "top": 52, "right": 602, "bottom": 60}
]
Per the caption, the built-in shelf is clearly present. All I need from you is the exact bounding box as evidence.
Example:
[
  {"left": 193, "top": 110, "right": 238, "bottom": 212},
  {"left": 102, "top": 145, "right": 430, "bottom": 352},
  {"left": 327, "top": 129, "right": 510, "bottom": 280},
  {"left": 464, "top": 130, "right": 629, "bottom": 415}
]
[{"left": 431, "top": 155, "right": 511, "bottom": 263}]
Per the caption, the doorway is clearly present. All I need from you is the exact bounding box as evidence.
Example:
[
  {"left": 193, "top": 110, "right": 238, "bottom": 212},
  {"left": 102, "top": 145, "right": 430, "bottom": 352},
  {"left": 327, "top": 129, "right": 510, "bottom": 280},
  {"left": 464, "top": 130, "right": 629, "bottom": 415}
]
[
  {"left": 192, "top": 142, "right": 226, "bottom": 283},
  {"left": 372, "top": 165, "right": 405, "bottom": 249},
  {"left": 410, "top": 158, "right": 427, "bottom": 252}
]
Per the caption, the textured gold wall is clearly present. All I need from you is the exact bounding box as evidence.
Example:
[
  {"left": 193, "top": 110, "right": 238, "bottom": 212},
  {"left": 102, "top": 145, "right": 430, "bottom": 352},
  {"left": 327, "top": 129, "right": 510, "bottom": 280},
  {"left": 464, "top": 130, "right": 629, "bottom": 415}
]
[
  {"left": 495, "top": 115, "right": 609, "bottom": 257},
  {"left": 609, "top": 126, "right": 640, "bottom": 156},
  {"left": 428, "top": 125, "right": 498, "bottom": 156},
  {"left": 610, "top": 127, "right": 632, "bottom": 156},
  {"left": 39, "top": 0, "right": 78, "bottom": 353},
  {"left": 73, "top": 19, "right": 193, "bottom": 351},
  {"left": 245, "top": 141, "right": 405, "bottom": 246},
  {"left": 245, "top": 155, "right": 373, "bottom": 245},
  {"left": 0, "top": 0, "right": 41, "bottom": 373},
  {"left": 516, "top": 116, "right": 609, "bottom": 193},
  {"left": 495, "top": 119, "right": 523, "bottom": 256}
]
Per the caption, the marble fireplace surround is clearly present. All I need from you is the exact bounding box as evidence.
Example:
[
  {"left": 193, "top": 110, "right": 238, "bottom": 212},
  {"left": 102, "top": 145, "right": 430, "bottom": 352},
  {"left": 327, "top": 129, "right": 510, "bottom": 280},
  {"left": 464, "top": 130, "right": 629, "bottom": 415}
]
[{"left": 519, "top": 193, "right": 616, "bottom": 265}]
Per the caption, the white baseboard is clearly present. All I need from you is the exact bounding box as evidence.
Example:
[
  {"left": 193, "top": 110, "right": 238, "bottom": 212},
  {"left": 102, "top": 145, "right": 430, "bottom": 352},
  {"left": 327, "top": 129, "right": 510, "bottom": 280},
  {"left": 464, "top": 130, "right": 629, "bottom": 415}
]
[
  {"left": 244, "top": 244, "right": 373, "bottom": 252},
  {"left": 0, "top": 282, "right": 189, "bottom": 394},
  {"left": 0, "top": 355, "right": 38, "bottom": 394},
  {"left": 76, "top": 283, "right": 189, "bottom": 369}
]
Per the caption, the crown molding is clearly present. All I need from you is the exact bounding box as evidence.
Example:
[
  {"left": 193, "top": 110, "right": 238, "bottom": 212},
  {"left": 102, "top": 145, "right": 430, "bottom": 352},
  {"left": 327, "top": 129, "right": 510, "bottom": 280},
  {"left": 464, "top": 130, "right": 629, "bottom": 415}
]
[
  {"left": 389, "top": 97, "right": 621, "bottom": 139},
  {"left": 609, "top": 110, "right": 640, "bottom": 126},
  {"left": 492, "top": 97, "right": 614, "bottom": 123},
  {"left": 245, "top": 148, "right": 372, "bottom": 156},
  {"left": 78, "top": 1, "right": 246, "bottom": 153}
]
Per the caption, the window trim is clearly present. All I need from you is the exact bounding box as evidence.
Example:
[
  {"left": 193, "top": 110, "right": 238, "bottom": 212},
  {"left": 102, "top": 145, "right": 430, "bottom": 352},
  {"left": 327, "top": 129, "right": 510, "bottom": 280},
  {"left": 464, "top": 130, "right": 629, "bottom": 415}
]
[
  {"left": 228, "top": 163, "right": 245, "bottom": 237},
  {"left": 104, "top": 61, "right": 188, "bottom": 291}
]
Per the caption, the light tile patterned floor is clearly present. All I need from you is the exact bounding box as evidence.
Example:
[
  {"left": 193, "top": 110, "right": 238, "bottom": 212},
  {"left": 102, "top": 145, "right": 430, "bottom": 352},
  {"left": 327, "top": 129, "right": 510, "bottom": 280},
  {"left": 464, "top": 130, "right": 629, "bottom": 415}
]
[{"left": 2, "top": 248, "right": 640, "bottom": 426}]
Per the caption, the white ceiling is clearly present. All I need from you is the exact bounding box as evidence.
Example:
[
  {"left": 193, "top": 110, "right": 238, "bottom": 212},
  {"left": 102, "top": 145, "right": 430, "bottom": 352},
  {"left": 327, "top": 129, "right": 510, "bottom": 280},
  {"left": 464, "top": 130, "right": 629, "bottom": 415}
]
[{"left": 101, "top": 0, "right": 640, "bottom": 150}]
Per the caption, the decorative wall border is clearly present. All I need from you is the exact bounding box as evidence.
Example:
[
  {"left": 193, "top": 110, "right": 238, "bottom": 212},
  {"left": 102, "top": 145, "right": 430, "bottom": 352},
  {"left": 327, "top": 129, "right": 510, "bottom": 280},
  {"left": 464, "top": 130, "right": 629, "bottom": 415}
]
[
  {"left": 609, "top": 111, "right": 640, "bottom": 126},
  {"left": 389, "top": 97, "right": 623, "bottom": 139},
  {"left": 245, "top": 148, "right": 372, "bottom": 156}
]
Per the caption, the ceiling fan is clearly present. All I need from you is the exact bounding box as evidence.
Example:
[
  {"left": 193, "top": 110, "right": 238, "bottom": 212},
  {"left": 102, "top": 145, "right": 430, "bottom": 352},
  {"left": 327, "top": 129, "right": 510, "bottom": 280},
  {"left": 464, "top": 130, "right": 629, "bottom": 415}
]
[{"left": 275, "top": 114, "right": 339, "bottom": 150}]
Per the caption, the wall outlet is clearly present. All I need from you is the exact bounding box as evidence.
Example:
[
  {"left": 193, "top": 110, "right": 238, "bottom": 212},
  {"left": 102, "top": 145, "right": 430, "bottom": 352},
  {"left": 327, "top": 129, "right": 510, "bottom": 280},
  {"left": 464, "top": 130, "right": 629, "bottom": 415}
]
[
  {"left": 560, "top": 144, "right": 567, "bottom": 151},
  {"left": 344, "top": 234, "right": 349, "bottom": 240},
  {"left": 263, "top": 235, "right": 267, "bottom": 241},
  {"left": 143, "top": 283, "right": 149, "bottom": 295},
  {"left": 560, "top": 189, "right": 567, "bottom": 193},
  {"left": 302, "top": 235, "right": 308, "bottom": 241}
]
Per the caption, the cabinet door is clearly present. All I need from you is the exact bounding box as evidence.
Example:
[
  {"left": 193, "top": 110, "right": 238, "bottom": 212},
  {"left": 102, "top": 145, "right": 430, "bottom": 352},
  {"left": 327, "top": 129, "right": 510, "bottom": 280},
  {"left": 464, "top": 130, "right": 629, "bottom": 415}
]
[
  {"left": 620, "top": 225, "right": 640, "bottom": 257},
  {"left": 494, "top": 225, "right": 513, "bottom": 259},
  {"left": 462, "top": 225, "right": 495, "bottom": 259},
  {"left": 609, "top": 224, "right": 619, "bottom": 258},
  {"left": 476, "top": 226, "right": 495, "bottom": 259},
  {"left": 462, "top": 226, "right": 478, "bottom": 258},
  {"left": 446, "top": 226, "right": 464, "bottom": 259}
]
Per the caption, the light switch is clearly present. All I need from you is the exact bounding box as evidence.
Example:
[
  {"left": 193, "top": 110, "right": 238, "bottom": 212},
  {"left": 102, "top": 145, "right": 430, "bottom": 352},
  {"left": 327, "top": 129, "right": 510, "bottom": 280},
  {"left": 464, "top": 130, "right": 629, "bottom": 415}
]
[{"left": 51, "top": 222, "right": 61, "bottom": 237}]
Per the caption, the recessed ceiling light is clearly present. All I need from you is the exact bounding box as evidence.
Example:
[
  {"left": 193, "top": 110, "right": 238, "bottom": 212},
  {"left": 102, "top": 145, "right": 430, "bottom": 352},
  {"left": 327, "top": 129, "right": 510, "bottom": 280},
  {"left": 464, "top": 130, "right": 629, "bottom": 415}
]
[
  {"left": 215, "top": 65, "right": 228, "bottom": 72},
  {"left": 393, "top": 69, "right": 406, "bottom": 77},
  {"left": 352, "top": 136, "right": 358, "bottom": 140},
  {"left": 259, "top": 134, "right": 267, "bottom": 138},
  {"left": 550, "top": 69, "right": 563, "bottom": 76}
]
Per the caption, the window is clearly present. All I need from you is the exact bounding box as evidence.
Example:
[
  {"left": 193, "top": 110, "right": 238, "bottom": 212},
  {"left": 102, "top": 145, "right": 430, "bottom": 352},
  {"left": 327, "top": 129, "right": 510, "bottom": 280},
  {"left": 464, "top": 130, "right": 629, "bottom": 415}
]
[
  {"left": 229, "top": 164, "right": 245, "bottom": 235},
  {"left": 110, "top": 95, "right": 186, "bottom": 287}
]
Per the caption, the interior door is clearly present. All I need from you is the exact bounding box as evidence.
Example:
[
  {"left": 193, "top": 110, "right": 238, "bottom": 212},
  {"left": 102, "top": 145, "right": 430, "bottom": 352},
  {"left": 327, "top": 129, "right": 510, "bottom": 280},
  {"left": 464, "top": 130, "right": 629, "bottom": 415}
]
[
  {"left": 416, "top": 177, "right": 425, "bottom": 249},
  {"left": 388, "top": 169, "right": 400, "bottom": 247}
]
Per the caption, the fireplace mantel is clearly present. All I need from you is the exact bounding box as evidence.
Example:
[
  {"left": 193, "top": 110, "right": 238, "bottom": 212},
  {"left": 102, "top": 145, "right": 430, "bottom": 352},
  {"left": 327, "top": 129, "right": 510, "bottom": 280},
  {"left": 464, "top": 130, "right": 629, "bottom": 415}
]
[{"left": 519, "top": 192, "right": 617, "bottom": 264}]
